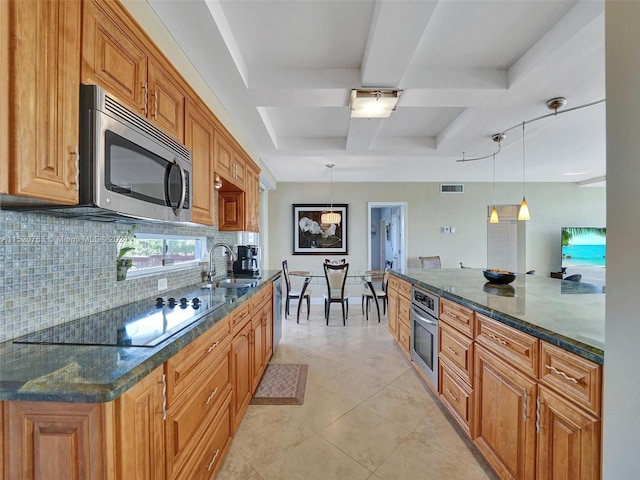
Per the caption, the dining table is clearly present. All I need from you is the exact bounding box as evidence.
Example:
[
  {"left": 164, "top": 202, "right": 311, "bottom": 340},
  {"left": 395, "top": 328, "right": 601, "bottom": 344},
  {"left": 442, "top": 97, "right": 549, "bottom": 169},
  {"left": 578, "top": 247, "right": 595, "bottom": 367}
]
[{"left": 289, "top": 269, "right": 386, "bottom": 322}]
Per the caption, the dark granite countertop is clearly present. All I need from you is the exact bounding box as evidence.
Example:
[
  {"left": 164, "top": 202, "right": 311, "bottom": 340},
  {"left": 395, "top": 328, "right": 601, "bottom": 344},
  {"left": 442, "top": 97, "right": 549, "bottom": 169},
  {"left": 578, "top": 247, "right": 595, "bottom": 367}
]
[
  {"left": 392, "top": 268, "right": 604, "bottom": 364},
  {"left": 0, "top": 270, "right": 282, "bottom": 403}
]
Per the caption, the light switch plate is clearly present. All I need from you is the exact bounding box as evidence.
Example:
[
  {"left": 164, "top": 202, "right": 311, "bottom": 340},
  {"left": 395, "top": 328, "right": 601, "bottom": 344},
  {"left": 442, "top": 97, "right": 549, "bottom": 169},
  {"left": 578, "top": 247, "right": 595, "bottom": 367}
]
[{"left": 158, "top": 278, "right": 168, "bottom": 291}]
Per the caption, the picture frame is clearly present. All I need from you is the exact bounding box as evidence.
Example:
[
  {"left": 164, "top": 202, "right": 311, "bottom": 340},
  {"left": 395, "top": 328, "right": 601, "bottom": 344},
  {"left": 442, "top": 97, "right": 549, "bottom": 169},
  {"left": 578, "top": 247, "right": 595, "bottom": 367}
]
[{"left": 293, "top": 204, "right": 348, "bottom": 255}]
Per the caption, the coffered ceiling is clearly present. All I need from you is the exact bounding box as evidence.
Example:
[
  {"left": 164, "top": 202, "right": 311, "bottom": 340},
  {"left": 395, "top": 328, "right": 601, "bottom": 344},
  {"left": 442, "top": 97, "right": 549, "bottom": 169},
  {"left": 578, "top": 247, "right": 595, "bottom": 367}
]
[{"left": 147, "top": 0, "right": 605, "bottom": 185}]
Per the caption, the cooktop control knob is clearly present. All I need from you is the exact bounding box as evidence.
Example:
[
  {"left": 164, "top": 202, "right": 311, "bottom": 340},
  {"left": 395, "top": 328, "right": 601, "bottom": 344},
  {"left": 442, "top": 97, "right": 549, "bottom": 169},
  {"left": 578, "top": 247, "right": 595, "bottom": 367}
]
[
  {"left": 167, "top": 297, "right": 176, "bottom": 307},
  {"left": 179, "top": 297, "right": 188, "bottom": 309},
  {"left": 192, "top": 297, "right": 201, "bottom": 309},
  {"left": 155, "top": 297, "right": 164, "bottom": 307}
]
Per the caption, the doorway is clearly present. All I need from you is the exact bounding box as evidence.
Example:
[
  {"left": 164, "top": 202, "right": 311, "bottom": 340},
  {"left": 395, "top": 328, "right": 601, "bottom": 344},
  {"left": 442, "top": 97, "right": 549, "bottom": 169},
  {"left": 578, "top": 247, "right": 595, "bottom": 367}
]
[{"left": 367, "top": 202, "right": 407, "bottom": 271}]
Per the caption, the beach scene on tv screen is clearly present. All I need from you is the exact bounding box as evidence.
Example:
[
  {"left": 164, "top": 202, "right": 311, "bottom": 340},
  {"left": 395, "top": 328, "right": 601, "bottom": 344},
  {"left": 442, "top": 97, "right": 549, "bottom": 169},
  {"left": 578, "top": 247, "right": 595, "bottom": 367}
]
[{"left": 561, "top": 227, "right": 606, "bottom": 286}]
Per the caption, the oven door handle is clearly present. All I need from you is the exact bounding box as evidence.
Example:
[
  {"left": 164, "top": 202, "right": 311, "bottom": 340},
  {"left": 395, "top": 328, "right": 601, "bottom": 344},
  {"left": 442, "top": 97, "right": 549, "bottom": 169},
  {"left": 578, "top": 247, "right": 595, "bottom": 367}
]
[{"left": 411, "top": 305, "right": 438, "bottom": 326}]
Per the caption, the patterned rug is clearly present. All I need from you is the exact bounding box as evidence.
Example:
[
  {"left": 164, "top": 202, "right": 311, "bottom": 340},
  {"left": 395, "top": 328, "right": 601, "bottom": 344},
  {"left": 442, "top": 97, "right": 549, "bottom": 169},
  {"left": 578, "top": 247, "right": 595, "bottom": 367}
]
[{"left": 250, "top": 363, "right": 308, "bottom": 405}]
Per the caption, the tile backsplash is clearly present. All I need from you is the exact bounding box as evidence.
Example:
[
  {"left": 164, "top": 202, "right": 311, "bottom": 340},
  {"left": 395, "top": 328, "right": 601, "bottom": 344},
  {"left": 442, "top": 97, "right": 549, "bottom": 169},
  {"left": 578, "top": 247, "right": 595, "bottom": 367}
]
[{"left": 0, "top": 210, "right": 236, "bottom": 342}]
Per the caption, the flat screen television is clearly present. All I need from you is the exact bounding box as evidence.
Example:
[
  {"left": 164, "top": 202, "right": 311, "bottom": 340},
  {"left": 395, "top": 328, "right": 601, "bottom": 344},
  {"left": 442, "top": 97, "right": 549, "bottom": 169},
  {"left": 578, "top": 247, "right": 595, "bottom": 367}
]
[{"left": 561, "top": 227, "right": 606, "bottom": 286}]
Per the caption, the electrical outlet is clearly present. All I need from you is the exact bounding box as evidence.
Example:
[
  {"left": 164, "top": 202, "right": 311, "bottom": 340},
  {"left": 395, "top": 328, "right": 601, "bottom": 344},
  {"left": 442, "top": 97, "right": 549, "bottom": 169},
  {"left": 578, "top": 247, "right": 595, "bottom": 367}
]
[{"left": 158, "top": 278, "right": 168, "bottom": 291}]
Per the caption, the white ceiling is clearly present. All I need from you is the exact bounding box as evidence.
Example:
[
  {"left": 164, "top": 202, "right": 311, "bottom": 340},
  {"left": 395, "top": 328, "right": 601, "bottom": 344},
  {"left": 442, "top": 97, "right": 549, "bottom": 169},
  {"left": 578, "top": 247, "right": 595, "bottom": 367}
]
[{"left": 148, "top": 0, "right": 606, "bottom": 185}]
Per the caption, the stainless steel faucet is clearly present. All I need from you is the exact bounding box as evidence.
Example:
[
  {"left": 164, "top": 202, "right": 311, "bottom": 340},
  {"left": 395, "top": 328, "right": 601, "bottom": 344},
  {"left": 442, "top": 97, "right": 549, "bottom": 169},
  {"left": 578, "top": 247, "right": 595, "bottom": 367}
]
[{"left": 207, "top": 243, "right": 236, "bottom": 281}]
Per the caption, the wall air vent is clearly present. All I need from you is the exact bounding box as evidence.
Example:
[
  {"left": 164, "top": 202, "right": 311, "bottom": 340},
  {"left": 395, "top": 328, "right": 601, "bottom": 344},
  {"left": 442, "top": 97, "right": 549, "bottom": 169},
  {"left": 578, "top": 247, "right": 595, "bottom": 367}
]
[{"left": 440, "top": 184, "right": 464, "bottom": 194}]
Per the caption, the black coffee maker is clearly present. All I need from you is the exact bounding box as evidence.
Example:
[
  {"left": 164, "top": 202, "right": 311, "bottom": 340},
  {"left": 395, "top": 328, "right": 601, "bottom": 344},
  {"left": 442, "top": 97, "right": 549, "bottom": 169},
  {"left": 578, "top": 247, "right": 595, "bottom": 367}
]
[{"left": 233, "top": 245, "right": 260, "bottom": 277}]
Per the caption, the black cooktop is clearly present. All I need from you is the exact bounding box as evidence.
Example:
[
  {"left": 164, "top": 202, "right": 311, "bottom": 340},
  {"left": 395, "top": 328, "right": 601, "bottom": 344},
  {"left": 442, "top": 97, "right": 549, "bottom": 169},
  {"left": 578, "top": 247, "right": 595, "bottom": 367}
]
[{"left": 14, "top": 285, "right": 233, "bottom": 348}]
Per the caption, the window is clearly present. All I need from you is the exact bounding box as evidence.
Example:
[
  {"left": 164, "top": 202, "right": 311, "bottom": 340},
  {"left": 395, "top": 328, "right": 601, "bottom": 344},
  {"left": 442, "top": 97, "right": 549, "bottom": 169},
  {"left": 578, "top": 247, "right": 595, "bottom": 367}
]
[{"left": 126, "top": 233, "right": 206, "bottom": 277}]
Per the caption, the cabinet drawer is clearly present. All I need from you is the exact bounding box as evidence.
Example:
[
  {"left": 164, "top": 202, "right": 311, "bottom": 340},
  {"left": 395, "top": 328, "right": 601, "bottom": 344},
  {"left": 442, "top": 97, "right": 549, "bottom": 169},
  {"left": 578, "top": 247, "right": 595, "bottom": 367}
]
[
  {"left": 476, "top": 313, "right": 539, "bottom": 378},
  {"left": 439, "top": 321, "right": 474, "bottom": 384},
  {"left": 166, "top": 354, "right": 231, "bottom": 477},
  {"left": 387, "top": 275, "right": 399, "bottom": 291},
  {"left": 540, "top": 341, "right": 602, "bottom": 416},
  {"left": 231, "top": 303, "right": 251, "bottom": 336},
  {"left": 173, "top": 392, "right": 233, "bottom": 480},
  {"left": 439, "top": 362, "right": 473, "bottom": 437},
  {"left": 440, "top": 298, "right": 475, "bottom": 337},
  {"left": 398, "top": 295, "right": 411, "bottom": 328},
  {"left": 398, "top": 278, "right": 412, "bottom": 300},
  {"left": 398, "top": 321, "right": 411, "bottom": 354},
  {"left": 165, "top": 317, "right": 230, "bottom": 406},
  {"left": 249, "top": 284, "right": 271, "bottom": 314}
]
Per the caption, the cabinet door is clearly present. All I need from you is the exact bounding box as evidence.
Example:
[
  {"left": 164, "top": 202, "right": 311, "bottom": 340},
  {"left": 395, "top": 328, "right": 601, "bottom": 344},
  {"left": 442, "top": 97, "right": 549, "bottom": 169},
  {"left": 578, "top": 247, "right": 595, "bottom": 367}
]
[
  {"left": 536, "top": 386, "right": 601, "bottom": 480},
  {"left": 115, "top": 366, "right": 166, "bottom": 480},
  {"left": 9, "top": 0, "right": 81, "bottom": 203},
  {"left": 387, "top": 288, "right": 399, "bottom": 339},
  {"left": 1, "top": 0, "right": 10, "bottom": 193},
  {"left": 214, "top": 130, "right": 234, "bottom": 182},
  {"left": 263, "top": 299, "right": 274, "bottom": 362},
  {"left": 218, "top": 191, "right": 245, "bottom": 231},
  {"left": 232, "top": 150, "right": 246, "bottom": 189},
  {"left": 148, "top": 60, "right": 185, "bottom": 142},
  {"left": 82, "top": 0, "right": 148, "bottom": 114},
  {"left": 245, "top": 164, "right": 260, "bottom": 232},
  {"left": 251, "top": 315, "right": 266, "bottom": 393},
  {"left": 5, "top": 400, "right": 106, "bottom": 479},
  {"left": 474, "top": 345, "right": 537, "bottom": 480},
  {"left": 185, "top": 99, "right": 215, "bottom": 225},
  {"left": 232, "top": 322, "right": 252, "bottom": 432}
]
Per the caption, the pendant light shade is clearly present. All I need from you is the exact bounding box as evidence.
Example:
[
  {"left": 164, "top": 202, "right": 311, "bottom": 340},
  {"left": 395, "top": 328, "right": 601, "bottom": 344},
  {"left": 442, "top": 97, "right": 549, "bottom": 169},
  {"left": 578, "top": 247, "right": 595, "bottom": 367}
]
[
  {"left": 518, "top": 122, "right": 531, "bottom": 221},
  {"left": 490, "top": 207, "right": 500, "bottom": 224},
  {"left": 321, "top": 163, "right": 341, "bottom": 225}
]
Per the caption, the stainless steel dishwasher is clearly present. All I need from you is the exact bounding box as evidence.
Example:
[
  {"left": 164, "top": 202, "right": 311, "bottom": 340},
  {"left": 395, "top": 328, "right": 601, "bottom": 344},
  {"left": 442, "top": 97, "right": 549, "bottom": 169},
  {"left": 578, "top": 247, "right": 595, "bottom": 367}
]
[{"left": 272, "top": 273, "right": 283, "bottom": 351}]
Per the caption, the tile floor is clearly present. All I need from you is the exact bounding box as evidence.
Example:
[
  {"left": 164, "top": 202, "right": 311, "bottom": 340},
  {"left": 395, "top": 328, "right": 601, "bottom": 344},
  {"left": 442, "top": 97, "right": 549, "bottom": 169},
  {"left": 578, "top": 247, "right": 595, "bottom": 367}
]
[{"left": 217, "top": 302, "right": 497, "bottom": 480}]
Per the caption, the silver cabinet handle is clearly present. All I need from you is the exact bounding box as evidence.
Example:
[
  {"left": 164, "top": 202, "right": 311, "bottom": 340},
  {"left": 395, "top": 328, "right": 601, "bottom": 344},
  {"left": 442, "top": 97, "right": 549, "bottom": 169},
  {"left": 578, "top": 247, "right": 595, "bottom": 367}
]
[
  {"left": 487, "top": 333, "right": 508, "bottom": 346},
  {"left": 446, "top": 389, "right": 458, "bottom": 402},
  {"left": 523, "top": 390, "right": 528, "bottom": 423},
  {"left": 445, "top": 345, "right": 458, "bottom": 356},
  {"left": 154, "top": 90, "right": 158, "bottom": 121},
  {"left": 545, "top": 364, "right": 579, "bottom": 383},
  {"left": 70, "top": 145, "right": 79, "bottom": 190},
  {"left": 206, "top": 449, "right": 221, "bottom": 471},
  {"left": 161, "top": 373, "right": 167, "bottom": 421},
  {"left": 207, "top": 341, "right": 220, "bottom": 353},
  {"left": 205, "top": 387, "right": 219, "bottom": 405},
  {"left": 142, "top": 82, "right": 148, "bottom": 116},
  {"left": 536, "top": 395, "right": 541, "bottom": 433}
]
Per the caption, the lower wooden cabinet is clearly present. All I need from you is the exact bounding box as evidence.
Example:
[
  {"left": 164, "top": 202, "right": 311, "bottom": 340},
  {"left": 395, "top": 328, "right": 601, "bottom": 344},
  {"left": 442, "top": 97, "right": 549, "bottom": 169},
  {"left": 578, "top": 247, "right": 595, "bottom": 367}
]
[
  {"left": 231, "top": 320, "right": 252, "bottom": 432},
  {"left": 474, "top": 344, "right": 538, "bottom": 480},
  {"left": 536, "top": 386, "right": 601, "bottom": 480},
  {"left": 114, "top": 365, "right": 166, "bottom": 480},
  {"left": 5, "top": 398, "right": 108, "bottom": 479}
]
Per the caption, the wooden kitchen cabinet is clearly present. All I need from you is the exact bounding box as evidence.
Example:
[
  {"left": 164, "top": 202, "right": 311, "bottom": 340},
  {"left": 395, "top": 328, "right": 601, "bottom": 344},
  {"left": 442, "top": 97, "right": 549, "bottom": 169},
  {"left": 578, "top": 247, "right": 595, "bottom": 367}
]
[
  {"left": 251, "top": 313, "right": 266, "bottom": 393},
  {"left": 218, "top": 190, "right": 245, "bottom": 231},
  {"left": 231, "top": 320, "right": 252, "bottom": 432},
  {"left": 114, "top": 365, "right": 166, "bottom": 480},
  {"left": 536, "top": 386, "right": 601, "bottom": 480},
  {"left": 245, "top": 162, "right": 261, "bottom": 232},
  {"left": 82, "top": 0, "right": 186, "bottom": 142},
  {"left": 185, "top": 99, "right": 216, "bottom": 225},
  {"left": 4, "top": 0, "right": 81, "bottom": 203},
  {"left": 5, "top": 399, "right": 108, "bottom": 479},
  {"left": 387, "top": 286, "right": 399, "bottom": 339},
  {"left": 474, "top": 344, "right": 537, "bottom": 480}
]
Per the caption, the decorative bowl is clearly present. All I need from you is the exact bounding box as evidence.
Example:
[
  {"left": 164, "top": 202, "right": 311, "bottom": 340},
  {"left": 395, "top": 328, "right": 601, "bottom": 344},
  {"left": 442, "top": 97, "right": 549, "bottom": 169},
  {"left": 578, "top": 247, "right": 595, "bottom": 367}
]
[{"left": 483, "top": 269, "right": 516, "bottom": 284}]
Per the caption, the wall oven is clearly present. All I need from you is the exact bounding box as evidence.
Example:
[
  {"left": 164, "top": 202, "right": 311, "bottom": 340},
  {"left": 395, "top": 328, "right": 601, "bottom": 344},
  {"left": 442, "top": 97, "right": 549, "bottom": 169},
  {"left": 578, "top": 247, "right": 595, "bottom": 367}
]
[{"left": 410, "top": 286, "right": 439, "bottom": 390}]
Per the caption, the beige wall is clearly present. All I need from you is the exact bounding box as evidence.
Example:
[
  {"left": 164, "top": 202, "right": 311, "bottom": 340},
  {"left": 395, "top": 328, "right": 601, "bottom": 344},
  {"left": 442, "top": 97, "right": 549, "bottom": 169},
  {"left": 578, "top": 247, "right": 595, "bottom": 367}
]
[{"left": 267, "top": 181, "right": 605, "bottom": 278}]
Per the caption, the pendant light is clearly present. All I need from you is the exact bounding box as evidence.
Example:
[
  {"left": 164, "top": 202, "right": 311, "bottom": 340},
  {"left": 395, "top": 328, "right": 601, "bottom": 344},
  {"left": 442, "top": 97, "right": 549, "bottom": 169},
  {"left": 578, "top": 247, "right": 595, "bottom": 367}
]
[
  {"left": 518, "top": 121, "right": 531, "bottom": 221},
  {"left": 489, "top": 152, "right": 499, "bottom": 223},
  {"left": 321, "top": 163, "right": 341, "bottom": 224}
]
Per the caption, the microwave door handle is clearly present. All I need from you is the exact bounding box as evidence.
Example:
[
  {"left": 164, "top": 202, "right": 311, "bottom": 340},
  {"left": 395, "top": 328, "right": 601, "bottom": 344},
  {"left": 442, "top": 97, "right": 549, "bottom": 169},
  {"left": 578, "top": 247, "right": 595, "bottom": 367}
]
[{"left": 170, "top": 159, "right": 187, "bottom": 216}]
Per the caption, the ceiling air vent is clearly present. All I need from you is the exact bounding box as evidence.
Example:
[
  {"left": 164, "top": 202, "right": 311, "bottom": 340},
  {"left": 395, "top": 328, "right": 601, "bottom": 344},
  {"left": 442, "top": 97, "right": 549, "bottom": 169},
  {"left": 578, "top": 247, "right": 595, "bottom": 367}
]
[{"left": 440, "top": 184, "right": 464, "bottom": 194}]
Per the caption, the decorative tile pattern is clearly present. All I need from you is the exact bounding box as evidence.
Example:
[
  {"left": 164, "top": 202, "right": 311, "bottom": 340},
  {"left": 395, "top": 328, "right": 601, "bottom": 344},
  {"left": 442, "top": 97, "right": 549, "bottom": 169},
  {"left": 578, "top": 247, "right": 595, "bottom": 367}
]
[{"left": 0, "top": 210, "right": 238, "bottom": 342}]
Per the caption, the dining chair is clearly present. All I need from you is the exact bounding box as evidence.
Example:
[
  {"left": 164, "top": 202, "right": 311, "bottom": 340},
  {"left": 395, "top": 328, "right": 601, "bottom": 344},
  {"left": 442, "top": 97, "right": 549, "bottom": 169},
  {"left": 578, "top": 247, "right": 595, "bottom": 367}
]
[
  {"left": 296, "top": 277, "right": 312, "bottom": 323},
  {"left": 361, "top": 271, "right": 388, "bottom": 322},
  {"left": 419, "top": 256, "right": 441, "bottom": 269},
  {"left": 324, "top": 258, "right": 346, "bottom": 264},
  {"left": 282, "top": 260, "right": 311, "bottom": 319},
  {"left": 322, "top": 262, "right": 349, "bottom": 325}
]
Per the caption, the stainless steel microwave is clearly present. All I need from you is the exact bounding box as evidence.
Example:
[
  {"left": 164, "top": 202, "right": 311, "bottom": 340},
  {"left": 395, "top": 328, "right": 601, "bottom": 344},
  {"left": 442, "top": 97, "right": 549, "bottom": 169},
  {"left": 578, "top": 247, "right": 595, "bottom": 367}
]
[{"left": 78, "top": 84, "right": 192, "bottom": 223}]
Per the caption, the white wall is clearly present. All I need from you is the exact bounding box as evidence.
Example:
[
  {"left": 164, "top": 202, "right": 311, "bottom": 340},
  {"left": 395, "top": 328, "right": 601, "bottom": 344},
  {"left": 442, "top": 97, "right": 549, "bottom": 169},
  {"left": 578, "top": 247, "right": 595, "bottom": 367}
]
[
  {"left": 267, "top": 182, "right": 605, "bottom": 278},
  {"left": 603, "top": 2, "right": 640, "bottom": 477}
]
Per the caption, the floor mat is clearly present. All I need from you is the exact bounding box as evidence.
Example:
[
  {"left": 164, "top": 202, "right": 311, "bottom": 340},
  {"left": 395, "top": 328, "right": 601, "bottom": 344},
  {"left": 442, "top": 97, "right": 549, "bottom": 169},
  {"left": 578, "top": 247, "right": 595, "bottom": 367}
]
[{"left": 250, "top": 363, "right": 308, "bottom": 405}]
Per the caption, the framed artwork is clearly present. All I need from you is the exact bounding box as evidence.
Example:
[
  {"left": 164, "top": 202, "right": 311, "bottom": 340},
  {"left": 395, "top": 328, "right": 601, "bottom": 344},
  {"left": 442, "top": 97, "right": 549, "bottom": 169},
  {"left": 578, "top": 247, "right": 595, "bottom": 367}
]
[{"left": 292, "top": 204, "right": 348, "bottom": 255}]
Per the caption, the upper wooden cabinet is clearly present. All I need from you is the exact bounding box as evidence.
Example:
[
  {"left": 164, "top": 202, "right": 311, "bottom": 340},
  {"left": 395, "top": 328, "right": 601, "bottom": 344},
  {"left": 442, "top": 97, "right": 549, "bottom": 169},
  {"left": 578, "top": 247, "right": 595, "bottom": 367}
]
[
  {"left": 245, "top": 162, "right": 261, "bottom": 232},
  {"left": 82, "top": 0, "right": 185, "bottom": 142},
  {"left": 3, "top": 0, "right": 81, "bottom": 203},
  {"left": 185, "top": 99, "right": 216, "bottom": 225}
]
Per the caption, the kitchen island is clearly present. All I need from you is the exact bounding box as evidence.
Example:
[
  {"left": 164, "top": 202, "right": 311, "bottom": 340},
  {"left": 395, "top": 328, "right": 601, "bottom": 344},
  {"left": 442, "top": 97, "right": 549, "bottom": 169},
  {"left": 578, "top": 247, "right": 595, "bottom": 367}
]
[{"left": 393, "top": 268, "right": 604, "bottom": 363}]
